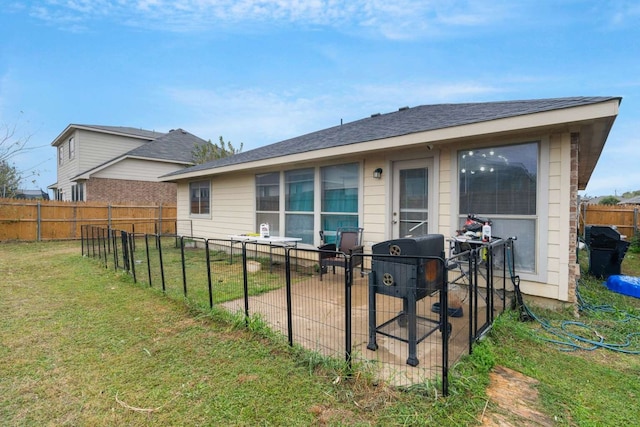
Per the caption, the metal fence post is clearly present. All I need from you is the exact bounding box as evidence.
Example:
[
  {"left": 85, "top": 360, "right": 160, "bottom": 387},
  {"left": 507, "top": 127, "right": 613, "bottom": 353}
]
[
  {"left": 345, "top": 255, "right": 353, "bottom": 371},
  {"left": 180, "top": 236, "right": 187, "bottom": 298},
  {"left": 205, "top": 239, "right": 213, "bottom": 308},
  {"left": 120, "top": 231, "right": 130, "bottom": 272}
]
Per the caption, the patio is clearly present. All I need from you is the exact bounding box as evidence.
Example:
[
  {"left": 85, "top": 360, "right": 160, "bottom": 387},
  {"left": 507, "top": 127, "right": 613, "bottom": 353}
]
[
  {"left": 82, "top": 227, "right": 514, "bottom": 393},
  {"left": 221, "top": 266, "right": 505, "bottom": 387}
]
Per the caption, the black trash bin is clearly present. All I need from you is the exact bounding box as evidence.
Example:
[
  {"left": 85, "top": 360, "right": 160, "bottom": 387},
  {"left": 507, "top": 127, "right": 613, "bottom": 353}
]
[{"left": 585, "top": 226, "right": 630, "bottom": 279}]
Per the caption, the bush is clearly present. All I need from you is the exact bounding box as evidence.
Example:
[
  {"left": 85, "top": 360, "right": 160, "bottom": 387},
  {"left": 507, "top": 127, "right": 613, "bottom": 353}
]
[{"left": 629, "top": 233, "right": 640, "bottom": 254}]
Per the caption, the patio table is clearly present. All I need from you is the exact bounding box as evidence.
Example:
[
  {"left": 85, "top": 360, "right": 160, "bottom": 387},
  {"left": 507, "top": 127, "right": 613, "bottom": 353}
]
[{"left": 229, "top": 235, "right": 302, "bottom": 272}]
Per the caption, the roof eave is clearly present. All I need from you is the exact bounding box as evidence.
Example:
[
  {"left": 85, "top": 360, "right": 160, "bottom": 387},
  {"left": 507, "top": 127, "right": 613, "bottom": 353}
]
[
  {"left": 73, "top": 155, "right": 194, "bottom": 181},
  {"left": 160, "top": 98, "right": 621, "bottom": 183}
]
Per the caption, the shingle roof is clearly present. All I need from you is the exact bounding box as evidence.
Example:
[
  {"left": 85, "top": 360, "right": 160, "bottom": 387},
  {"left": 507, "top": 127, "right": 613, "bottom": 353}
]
[
  {"left": 125, "top": 128, "right": 208, "bottom": 162},
  {"left": 71, "top": 128, "right": 208, "bottom": 180},
  {"left": 619, "top": 195, "right": 640, "bottom": 204},
  {"left": 167, "top": 96, "right": 620, "bottom": 177}
]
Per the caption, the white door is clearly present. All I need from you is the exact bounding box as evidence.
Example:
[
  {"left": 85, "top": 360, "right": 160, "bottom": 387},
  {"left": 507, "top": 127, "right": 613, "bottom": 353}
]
[{"left": 392, "top": 159, "right": 433, "bottom": 239}]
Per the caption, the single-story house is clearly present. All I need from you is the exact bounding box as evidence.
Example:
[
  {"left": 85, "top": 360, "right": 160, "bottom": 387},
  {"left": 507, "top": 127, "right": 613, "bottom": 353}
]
[{"left": 160, "top": 96, "right": 621, "bottom": 305}]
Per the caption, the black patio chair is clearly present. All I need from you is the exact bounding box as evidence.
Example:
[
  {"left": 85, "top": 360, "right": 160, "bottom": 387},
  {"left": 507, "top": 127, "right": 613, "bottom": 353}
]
[{"left": 318, "top": 227, "right": 364, "bottom": 281}]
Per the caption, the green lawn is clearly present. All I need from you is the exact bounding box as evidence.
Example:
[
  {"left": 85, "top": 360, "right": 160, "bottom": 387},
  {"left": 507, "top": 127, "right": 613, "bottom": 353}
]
[{"left": 2, "top": 240, "right": 640, "bottom": 426}]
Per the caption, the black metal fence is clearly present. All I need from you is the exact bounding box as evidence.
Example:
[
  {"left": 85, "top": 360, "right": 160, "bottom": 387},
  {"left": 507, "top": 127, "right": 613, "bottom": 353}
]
[{"left": 81, "top": 225, "right": 516, "bottom": 396}]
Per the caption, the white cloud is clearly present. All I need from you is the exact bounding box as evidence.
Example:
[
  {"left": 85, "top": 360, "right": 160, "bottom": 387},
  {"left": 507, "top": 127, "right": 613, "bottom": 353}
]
[
  {"left": 163, "top": 85, "right": 339, "bottom": 148},
  {"left": 608, "top": 2, "right": 640, "bottom": 27},
  {"left": 162, "top": 78, "right": 505, "bottom": 151},
  {"left": 22, "top": 0, "right": 512, "bottom": 39}
]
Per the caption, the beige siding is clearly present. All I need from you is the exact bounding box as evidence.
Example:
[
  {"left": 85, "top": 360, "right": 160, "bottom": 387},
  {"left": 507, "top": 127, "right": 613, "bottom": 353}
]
[
  {"left": 176, "top": 182, "right": 192, "bottom": 236},
  {"left": 554, "top": 133, "right": 572, "bottom": 301},
  {"left": 77, "top": 130, "right": 146, "bottom": 172},
  {"left": 172, "top": 131, "right": 580, "bottom": 304},
  {"left": 55, "top": 128, "right": 151, "bottom": 201},
  {"left": 362, "top": 156, "right": 387, "bottom": 249},
  {"left": 437, "top": 148, "right": 452, "bottom": 236},
  {"left": 211, "top": 173, "right": 254, "bottom": 235},
  {"left": 544, "top": 134, "right": 563, "bottom": 301},
  {"left": 93, "top": 158, "right": 184, "bottom": 181},
  {"left": 56, "top": 135, "right": 78, "bottom": 200},
  {"left": 177, "top": 174, "right": 255, "bottom": 239}
]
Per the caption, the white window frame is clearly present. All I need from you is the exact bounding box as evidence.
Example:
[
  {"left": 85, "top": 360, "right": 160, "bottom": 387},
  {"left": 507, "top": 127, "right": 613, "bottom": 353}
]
[
  {"left": 189, "top": 180, "right": 211, "bottom": 217},
  {"left": 255, "top": 162, "right": 363, "bottom": 247},
  {"left": 452, "top": 139, "right": 549, "bottom": 283},
  {"left": 68, "top": 137, "right": 75, "bottom": 159},
  {"left": 256, "top": 172, "right": 280, "bottom": 235}
]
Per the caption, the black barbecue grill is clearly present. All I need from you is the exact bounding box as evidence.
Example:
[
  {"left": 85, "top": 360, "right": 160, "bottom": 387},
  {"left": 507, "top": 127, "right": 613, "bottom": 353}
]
[{"left": 367, "top": 234, "right": 448, "bottom": 366}]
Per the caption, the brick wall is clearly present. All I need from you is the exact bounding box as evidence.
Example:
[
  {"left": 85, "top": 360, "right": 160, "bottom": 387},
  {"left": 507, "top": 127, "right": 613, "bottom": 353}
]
[
  {"left": 86, "top": 178, "right": 177, "bottom": 204},
  {"left": 568, "top": 132, "right": 580, "bottom": 304}
]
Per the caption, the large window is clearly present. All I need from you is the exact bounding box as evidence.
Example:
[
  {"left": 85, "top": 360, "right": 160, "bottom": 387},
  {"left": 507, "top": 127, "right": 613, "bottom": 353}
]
[
  {"left": 458, "top": 142, "right": 538, "bottom": 272},
  {"left": 256, "top": 163, "right": 361, "bottom": 245},
  {"left": 190, "top": 180, "right": 210, "bottom": 215},
  {"left": 321, "top": 163, "right": 359, "bottom": 243},
  {"left": 285, "top": 168, "right": 314, "bottom": 244},
  {"left": 256, "top": 172, "right": 280, "bottom": 235}
]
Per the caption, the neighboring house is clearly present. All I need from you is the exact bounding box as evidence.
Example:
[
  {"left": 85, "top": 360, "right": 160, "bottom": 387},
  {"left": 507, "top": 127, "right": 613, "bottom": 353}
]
[
  {"left": 48, "top": 125, "right": 208, "bottom": 204},
  {"left": 160, "top": 96, "right": 621, "bottom": 305},
  {"left": 619, "top": 195, "right": 640, "bottom": 205},
  {"left": 15, "top": 189, "right": 50, "bottom": 200}
]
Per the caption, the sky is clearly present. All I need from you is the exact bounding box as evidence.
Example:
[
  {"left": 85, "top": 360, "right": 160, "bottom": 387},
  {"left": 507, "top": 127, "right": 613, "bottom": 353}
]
[{"left": 1, "top": 0, "right": 639, "bottom": 198}]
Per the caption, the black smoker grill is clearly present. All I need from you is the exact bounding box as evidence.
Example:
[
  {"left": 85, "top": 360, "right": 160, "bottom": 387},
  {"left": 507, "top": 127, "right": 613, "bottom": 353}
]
[{"left": 367, "top": 234, "right": 448, "bottom": 366}]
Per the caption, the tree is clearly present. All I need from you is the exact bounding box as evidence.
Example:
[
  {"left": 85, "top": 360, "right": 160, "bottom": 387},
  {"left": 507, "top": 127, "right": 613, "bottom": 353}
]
[
  {"left": 621, "top": 190, "right": 640, "bottom": 199},
  {"left": 1, "top": 115, "right": 42, "bottom": 195},
  {"left": 0, "top": 160, "right": 21, "bottom": 198},
  {"left": 599, "top": 196, "right": 620, "bottom": 205},
  {"left": 192, "top": 136, "right": 243, "bottom": 164}
]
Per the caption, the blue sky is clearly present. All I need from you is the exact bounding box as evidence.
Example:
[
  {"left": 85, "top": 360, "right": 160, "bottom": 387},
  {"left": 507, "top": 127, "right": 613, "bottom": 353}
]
[{"left": 1, "top": 1, "right": 639, "bottom": 197}]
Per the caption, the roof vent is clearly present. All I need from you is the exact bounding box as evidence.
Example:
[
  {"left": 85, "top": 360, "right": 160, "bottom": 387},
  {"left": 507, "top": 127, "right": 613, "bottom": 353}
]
[
  {"left": 398, "top": 106, "right": 409, "bottom": 111},
  {"left": 371, "top": 113, "right": 381, "bottom": 117}
]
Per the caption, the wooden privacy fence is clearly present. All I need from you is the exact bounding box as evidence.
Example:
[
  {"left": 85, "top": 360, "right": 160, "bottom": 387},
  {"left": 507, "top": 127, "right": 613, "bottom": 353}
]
[
  {"left": 0, "top": 198, "right": 177, "bottom": 241},
  {"left": 579, "top": 203, "right": 639, "bottom": 239}
]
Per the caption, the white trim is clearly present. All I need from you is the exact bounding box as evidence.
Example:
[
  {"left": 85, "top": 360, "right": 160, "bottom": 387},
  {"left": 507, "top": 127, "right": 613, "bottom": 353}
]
[
  {"left": 160, "top": 100, "right": 620, "bottom": 183},
  {"left": 50, "top": 124, "right": 158, "bottom": 147},
  {"left": 450, "top": 138, "right": 547, "bottom": 283},
  {"left": 390, "top": 157, "right": 436, "bottom": 240}
]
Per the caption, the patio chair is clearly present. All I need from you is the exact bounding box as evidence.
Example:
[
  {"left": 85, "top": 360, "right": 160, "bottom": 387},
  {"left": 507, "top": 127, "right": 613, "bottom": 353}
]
[{"left": 318, "top": 227, "right": 364, "bottom": 281}]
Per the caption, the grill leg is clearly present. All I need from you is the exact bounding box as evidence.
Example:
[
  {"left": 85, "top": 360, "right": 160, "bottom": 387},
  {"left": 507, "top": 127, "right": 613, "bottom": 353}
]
[{"left": 406, "top": 295, "right": 419, "bottom": 366}]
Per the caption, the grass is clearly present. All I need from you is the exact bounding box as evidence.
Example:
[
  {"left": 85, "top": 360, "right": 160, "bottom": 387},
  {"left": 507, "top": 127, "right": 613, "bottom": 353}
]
[
  {"left": 2, "top": 239, "right": 640, "bottom": 425},
  {"left": 123, "top": 236, "right": 310, "bottom": 309}
]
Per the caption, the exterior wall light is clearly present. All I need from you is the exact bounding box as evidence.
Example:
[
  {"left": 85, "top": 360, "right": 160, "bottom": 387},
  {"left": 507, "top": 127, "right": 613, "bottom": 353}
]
[{"left": 373, "top": 168, "right": 383, "bottom": 179}]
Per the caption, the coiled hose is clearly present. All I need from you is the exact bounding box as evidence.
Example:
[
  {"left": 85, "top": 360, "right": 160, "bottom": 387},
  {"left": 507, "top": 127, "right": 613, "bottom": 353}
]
[{"left": 506, "top": 239, "right": 640, "bottom": 353}]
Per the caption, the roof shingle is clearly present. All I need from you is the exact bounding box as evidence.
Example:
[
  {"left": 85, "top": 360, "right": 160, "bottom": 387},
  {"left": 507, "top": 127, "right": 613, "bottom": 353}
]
[{"left": 170, "top": 96, "right": 619, "bottom": 176}]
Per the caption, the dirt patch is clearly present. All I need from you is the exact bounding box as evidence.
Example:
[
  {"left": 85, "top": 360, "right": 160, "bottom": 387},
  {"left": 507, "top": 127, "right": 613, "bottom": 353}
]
[{"left": 480, "top": 365, "right": 554, "bottom": 426}]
